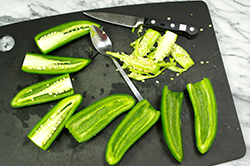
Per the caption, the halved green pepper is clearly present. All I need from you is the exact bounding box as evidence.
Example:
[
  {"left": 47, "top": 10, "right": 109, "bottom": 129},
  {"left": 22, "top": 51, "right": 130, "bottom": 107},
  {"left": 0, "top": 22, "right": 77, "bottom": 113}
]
[
  {"left": 106, "top": 99, "right": 160, "bottom": 165},
  {"left": 28, "top": 94, "right": 82, "bottom": 150},
  {"left": 10, "top": 74, "right": 74, "bottom": 108},
  {"left": 186, "top": 78, "right": 217, "bottom": 154},
  {"left": 65, "top": 94, "right": 136, "bottom": 143},
  {"left": 35, "top": 20, "right": 101, "bottom": 54},
  {"left": 161, "top": 85, "right": 184, "bottom": 162},
  {"left": 22, "top": 53, "right": 91, "bottom": 75}
]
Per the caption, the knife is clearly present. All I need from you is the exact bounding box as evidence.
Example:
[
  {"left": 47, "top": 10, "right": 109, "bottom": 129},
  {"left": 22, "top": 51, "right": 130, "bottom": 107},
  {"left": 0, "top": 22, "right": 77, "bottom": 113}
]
[{"left": 83, "top": 11, "right": 199, "bottom": 38}]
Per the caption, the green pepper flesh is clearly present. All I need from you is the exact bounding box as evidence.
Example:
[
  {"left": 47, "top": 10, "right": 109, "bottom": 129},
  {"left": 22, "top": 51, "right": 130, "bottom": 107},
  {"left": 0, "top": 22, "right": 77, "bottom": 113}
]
[
  {"left": 171, "top": 44, "right": 194, "bottom": 69},
  {"left": 35, "top": 20, "right": 101, "bottom": 54},
  {"left": 10, "top": 74, "right": 74, "bottom": 108},
  {"left": 161, "top": 85, "right": 184, "bottom": 162},
  {"left": 106, "top": 99, "right": 160, "bottom": 165},
  {"left": 28, "top": 94, "right": 82, "bottom": 150},
  {"left": 65, "top": 94, "right": 136, "bottom": 143},
  {"left": 22, "top": 53, "right": 91, "bottom": 75},
  {"left": 186, "top": 78, "right": 217, "bottom": 154}
]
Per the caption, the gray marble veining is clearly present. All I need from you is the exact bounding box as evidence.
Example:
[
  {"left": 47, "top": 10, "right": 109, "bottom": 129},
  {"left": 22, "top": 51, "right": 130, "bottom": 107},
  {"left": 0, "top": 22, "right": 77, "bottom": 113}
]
[{"left": 0, "top": 0, "right": 249, "bottom": 165}]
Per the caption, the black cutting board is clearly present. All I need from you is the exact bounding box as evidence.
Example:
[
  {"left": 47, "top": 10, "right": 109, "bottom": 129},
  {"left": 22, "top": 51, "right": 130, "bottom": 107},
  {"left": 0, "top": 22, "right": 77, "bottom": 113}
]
[{"left": 0, "top": 1, "right": 246, "bottom": 166}]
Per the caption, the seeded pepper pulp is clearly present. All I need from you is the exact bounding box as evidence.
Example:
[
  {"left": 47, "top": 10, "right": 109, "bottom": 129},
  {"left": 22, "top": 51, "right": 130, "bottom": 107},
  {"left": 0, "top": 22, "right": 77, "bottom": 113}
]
[
  {"left": 22, "top": 53, "right": 91, "bottom": 75},
  {"left": 28, "top": 94, "right": 82, "bottom": 150},
  {"left": 35, "top": 20, "right": 100, "bottom": 54},
  {"left": 161, "top": 85, "right": 184, "bottom": 162},
  {"left": 106, "top": 99, "right": 160, "bottom": 165},
  {"left": 10, "top": 74, "right": 74, "bottom": 108},
  {"left": 186, "top": 78, "right": 217, "bottom": 154}
]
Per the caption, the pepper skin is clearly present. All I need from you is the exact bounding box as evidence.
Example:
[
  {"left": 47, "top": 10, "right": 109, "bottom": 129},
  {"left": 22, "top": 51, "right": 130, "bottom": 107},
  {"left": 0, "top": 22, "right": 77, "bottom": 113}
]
[
  {"left": 131, "top": 28, "right": 161, "bottom": 57},
  {"left": 171, "top": 44, "right": 194, "bottom": 70},
  {"left": 28, "top": 94, "right": 82, "bottom": 150},
  {"left": 186, "top": 78, "right": 217, "bottom": 154},
  {"left": 161, "top": 85, "right": 184, "bottom": 162},
  {"left": 65, "top": 94, "right": 136, "bottom": 143},
  {"left": 149, "top": 30, "right": 177, "bottom": 62},
  {"left": 22, "top": 53, "right": 91, "bottom": 75},
  {"left": 106, "top": 99, "right": 160, "bottom": 165},
  {"left": 10, "top": 74, "right": 74, "bottom": 108},
  {"left": 35, "top": 20, "right": 101, "bottom": 54}
]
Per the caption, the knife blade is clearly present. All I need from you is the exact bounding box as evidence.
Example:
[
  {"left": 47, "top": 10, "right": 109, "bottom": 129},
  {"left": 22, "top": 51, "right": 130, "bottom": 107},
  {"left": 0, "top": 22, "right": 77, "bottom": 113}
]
[{"left": 83, "top": 11, "right": 199, "bottom": 38}]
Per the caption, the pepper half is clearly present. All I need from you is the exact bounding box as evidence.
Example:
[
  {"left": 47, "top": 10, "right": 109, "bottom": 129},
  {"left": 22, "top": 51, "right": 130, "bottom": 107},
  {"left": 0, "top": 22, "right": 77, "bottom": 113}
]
[
  {"left": 28, "top": 94, "right": 82, "bottom": 150},
  {"left": 186, "top": 78, "right": 217, "bottom": 154},
  {"left": 22, "top": 53, "right": 91, "bottom": 75},
  {"left": 65, "top": 94, "right": 136, "bottom": 143},
  {"left": 106, "top": 99, "right": 160, "bottom": 165},
  {"left": 161, "top": 85, "right": 184, "bottom": 162},
  {"left": 35, "top": 20, "right": 101, "bottom": 54},
  {"left": 10, "top": 74, "right": 74, "bottom": 108}
]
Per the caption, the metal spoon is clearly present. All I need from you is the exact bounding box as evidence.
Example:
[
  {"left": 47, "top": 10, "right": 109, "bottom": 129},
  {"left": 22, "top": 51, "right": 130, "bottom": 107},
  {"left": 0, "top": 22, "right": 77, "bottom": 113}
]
[{"left": 90, "top": 25, "right": 143, "bottom": 101}]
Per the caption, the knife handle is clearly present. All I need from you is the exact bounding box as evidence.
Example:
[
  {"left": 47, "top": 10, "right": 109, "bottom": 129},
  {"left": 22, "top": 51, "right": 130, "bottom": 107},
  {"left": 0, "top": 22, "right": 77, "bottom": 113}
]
[{"left": 144, "top": 18, "right": 199, "bottom": 38}]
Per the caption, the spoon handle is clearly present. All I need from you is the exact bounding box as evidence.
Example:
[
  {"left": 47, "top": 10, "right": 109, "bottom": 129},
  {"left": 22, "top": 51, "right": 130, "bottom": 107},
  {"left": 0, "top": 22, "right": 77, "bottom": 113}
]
[{"left": 110, "top": 57, "right": 144, "bottom": 101}]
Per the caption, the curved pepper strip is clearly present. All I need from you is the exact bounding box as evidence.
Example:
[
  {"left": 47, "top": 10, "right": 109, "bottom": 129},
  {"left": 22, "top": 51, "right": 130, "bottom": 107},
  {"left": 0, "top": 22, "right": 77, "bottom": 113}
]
[
  {"left": 28, "top": 94, "right": 82, "bottom": 150},
  {"left": 10, "top": 74, "right": 74, "bottom": 108},
  {"left": 170, "top": 44, "right": 194, "bottom": 70},
  {"left": 22, "top": 53, "right": 91, "bottom": 75},
  {"left": 65, "top": 94, "right": 136, "bottom": 143},
  {"left": 131, "top": 28, "right": 161, "bottom": 57},
  {"left": 186, "top": 78, "right": 217, "bottom": 154},
  {"left": 161, "top": 85, "right": 184, "bottom": 162},
  {"left": 35, "top": 20, "right": 101, "bottom": 54},
  {"left": 106, "top": 99, "right": 160, "bottom": 165}
]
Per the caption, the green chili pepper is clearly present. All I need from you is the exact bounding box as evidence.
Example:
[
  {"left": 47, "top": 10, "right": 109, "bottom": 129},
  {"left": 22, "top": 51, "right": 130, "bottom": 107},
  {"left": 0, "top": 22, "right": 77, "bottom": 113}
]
[
  {"left": 186, "top": 78, "right": 217, "bottom": 154},
  {"left": 21, "top": 53, "right": 91, "bottom": 75},
  {"left": 106, "top": 99, "right": 160, "bottom": 165},
  {"left": 28, "top": 94, "right": 82, "bottom": 150},
  {"left": 10, "top": 74, "right": 74, "bottom": 108},
  {"left": 161, "top": 85, "right": 184, "bottom": 162},
  {"left": 35, "top": 20, "right": 101, "bottom": 54},
  {"left": 65, "top": 94, "right": 136, "bottom": 143}
]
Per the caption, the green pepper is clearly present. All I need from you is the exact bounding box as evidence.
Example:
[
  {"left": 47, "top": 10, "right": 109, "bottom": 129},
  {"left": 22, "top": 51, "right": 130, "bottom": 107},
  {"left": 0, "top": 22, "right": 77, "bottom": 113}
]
[
  {"left": 10, "top": 74, "right": 74, "bottom": 108},
  {"left": 106, "top": 99, "right": 160, "bottom": 165},
  {"left": 65, "top": 94, "right": 136, "bottom": 143},
  {"left": 28, "top": 94, "right": 82, "bottom": 150},
  {"left": 149, "top": 30, "right": 177, "bottom": 62},
  {"left": 35, "top": 20, "right": 101, "bottom": 54},
  {"left": 106, "top": 28, "right": 194, "bottom": 82},
  {"left": 21, "top": 53, "right": 91, "bottom": 75},
  {"left": 171, "top": 44, "right": 194, "bottom": 70},
  {"left": 186, "top": 78, "right": 217, "bottom": 154},
  {"left": 131, "top": 28, "right": 161, "bottom": 57},
  {"left": 161, "top": 85, "right": 184, "bottom": 162}
]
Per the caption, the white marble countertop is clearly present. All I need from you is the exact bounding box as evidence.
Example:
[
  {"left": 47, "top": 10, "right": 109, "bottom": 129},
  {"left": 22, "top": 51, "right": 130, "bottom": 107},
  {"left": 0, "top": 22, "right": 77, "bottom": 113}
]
[{"left": 0, "top": 0, "right": 249, "bottom": 165}]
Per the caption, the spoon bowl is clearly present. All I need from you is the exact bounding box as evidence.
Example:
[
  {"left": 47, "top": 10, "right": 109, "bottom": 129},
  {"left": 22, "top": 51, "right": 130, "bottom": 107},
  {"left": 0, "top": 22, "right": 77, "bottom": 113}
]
[
  {"left": 90, "top": 25, "right": 143, "bottom": 101},
  {"left": 90, "top": 26, "right": 113, "bottom": 55}
]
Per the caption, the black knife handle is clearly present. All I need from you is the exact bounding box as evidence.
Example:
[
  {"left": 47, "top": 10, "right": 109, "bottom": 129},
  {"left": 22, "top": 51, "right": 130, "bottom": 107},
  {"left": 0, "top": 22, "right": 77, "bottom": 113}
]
[{"left": 144, "top": 18, "right": 199, "bottom": 38}]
